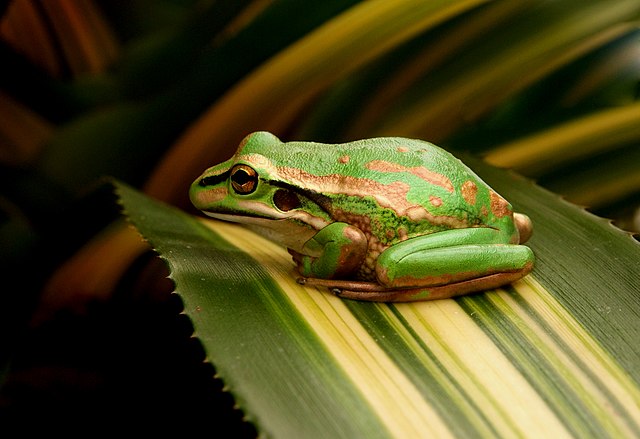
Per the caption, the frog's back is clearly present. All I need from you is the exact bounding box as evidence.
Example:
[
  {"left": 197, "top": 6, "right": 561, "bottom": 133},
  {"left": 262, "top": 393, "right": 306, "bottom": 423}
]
[
  {"left": 241, "top": 133, "right": 513, "bottom": 235},
  {"left": 331, "top": 137, "right": 515, "bottom": 236}
]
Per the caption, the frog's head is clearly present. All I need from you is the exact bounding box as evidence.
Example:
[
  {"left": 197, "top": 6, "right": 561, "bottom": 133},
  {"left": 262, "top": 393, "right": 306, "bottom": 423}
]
[{"left": 189, "top": 132, "right": 329, "bottom": 250}]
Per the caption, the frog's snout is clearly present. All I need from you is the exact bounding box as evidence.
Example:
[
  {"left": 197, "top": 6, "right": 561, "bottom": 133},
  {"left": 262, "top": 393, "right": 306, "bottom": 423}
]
[{"left": 514, "top": 213, "right": 533, "bottom": 244}]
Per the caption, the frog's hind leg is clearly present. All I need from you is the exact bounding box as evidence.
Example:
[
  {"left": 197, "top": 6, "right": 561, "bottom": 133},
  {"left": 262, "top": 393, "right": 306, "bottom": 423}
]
[
  {"left": 299, "top": 228, "right": 534, "bottom": 302},
  {"left": 364, "top": 228, "right": 534, "bottom": 301}
]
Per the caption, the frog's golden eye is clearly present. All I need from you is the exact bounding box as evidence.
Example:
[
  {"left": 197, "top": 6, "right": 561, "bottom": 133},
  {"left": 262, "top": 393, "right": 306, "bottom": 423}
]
[{"left": 230, "top": 164, "right": 258, "bottom": 195}]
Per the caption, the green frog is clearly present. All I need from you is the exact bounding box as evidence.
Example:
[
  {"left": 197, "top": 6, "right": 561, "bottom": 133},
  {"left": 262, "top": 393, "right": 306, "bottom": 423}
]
[{"left": 190, "top": 131, "right": 534, "bottom": 301}]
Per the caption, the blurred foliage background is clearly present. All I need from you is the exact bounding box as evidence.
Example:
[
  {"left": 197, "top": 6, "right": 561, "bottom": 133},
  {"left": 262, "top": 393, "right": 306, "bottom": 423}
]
[{"left": 0, "top": 0, "right": 639, "bottom": 433}]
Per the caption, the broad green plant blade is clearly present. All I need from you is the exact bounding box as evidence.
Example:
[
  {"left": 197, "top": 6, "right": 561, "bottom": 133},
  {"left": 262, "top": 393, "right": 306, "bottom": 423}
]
[{"left": 115, "top": 155, "right": 640, "bottom": 438}]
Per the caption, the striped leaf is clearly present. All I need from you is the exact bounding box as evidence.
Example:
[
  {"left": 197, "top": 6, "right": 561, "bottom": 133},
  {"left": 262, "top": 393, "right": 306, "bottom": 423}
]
[{"left": 114, "top": 153, "right": 640, "bottom": 438}]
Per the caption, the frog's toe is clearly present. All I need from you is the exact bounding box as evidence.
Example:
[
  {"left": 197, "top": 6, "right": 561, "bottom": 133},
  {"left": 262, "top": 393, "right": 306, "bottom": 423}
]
[
  {"left": 330, "top": 265, "right": 534, "bottom": 302},
  {"left": 514, "top": 213, "right": 533, "bottom": 243},
  {"left": 330, "top": 288, "right": 425, "bottom": 301},
  {"left": 297, "top": 277, "right": 385, "bottom": 293}
]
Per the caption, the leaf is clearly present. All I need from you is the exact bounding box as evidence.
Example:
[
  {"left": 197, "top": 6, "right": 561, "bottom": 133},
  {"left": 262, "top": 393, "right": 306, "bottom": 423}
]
[
  {"left": 26, "top": 0, "right": 362, "bottom": 195},
  {"left": 300, "top": 0, "right": 537, "bottom": 142},
  {"left": 371, "top": 0, "right": 640, "bottom": 140},
  {"left": 479, "top": 100, "right": 640, "bottom": 210},
  {"left": 33, "top": 219, "right": 151, "bottom": 324},
  {"left": 3, "top": 1, "right": 640, "bottom": 430},
  {"left": 115, "top": 157, "right": 640, "bottom": 438},
  {"left": 541, "top": 143, "right": 640, "bottom": 209},
  {"left": 483, "top": 102, "right": 640, "bottom": 176},
  {"left": 1, "top": 0, "right": 120, "bottom": 77},
  {"left": 143, "top": 0, "right": 489, "bottom": 206},
  {"left": 0, "top": 90, "right": 53, "bottom": 166}
]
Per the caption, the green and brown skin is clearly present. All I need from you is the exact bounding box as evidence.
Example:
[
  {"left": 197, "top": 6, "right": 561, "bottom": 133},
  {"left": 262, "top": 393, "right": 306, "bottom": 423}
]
[{"left": 189, "top": 131, "right": 534, "bottom": 302}]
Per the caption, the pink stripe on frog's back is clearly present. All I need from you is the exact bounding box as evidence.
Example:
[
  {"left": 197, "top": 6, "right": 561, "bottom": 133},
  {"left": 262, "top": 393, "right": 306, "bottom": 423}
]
[
  {"left": 365, "top": 160, "right": 454, "bottom": 193},
  {"left": 275, "top": 166, "right": 471, "bottom": 229}
]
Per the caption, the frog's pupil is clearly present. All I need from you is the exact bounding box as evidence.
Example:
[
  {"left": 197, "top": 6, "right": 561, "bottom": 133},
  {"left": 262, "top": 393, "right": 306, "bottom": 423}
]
[
  {"left": 231, "top": 165, "right": 258, "bottom": 194},
  {"left": 232, "top": 169, "right": 250, "bottom": 185}
]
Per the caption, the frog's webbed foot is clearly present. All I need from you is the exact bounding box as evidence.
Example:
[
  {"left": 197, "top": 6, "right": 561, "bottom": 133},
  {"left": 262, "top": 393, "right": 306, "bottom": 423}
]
[
  {"left": 297, "top": 277, "right": 384, "bottom": 293},
  {"left": 297, "top": 269, "right": 531, "bottom": 302},
  {"left": 296, "top": 276, "right": 434, "bottom": 302},
  {"left": 296, "top": 277, "right": 402, "bottom": 301}
]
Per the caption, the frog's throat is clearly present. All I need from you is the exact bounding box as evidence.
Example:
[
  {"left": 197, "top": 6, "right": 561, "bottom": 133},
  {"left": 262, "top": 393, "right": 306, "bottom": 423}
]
[
  {"left": 202, "top": 211, "right": 326, "bottom": 253},
  {"left": 202, "top": 207, "right": 328, "bottom": 230}
]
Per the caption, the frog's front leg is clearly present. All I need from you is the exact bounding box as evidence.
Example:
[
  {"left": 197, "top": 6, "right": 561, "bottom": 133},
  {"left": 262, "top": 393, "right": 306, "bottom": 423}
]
[
  {"left": 339, "top": 227, "right": 534, "bottom": 302},
  {"left": 289, "top": 222, "right": 368, "bottom": 280}
]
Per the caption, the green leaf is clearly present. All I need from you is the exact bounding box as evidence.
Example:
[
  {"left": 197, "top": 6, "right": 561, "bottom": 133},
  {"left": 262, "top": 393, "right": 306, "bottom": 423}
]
[
  {"left": 143, "top": 0, "right": 489, "bottom": 205},
  {"left": 29, "top": 0, "right": 362, "bottom": 194},
  {"left": 114, "top": 156, "right": 640, "bottom": 438},
  {"left": 4, "top": 1, "right": 640, "bottom": 431}
]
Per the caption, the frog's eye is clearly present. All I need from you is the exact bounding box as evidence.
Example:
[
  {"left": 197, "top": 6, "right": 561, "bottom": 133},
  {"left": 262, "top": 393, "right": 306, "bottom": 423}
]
[{"left": 230, "top": 164, "right": 258, "bottom": 195}]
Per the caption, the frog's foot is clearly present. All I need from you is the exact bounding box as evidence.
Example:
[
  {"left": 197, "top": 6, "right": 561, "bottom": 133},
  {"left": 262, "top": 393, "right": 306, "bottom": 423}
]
[
  {"left": 297, "top": 276, "right": 407, "bottom": 301},
  {"left": 297, "top": 277, "right": 407, "bottom": 301},
  {"left": 288, "top": 222, "right": 368, "bottom": 279},
  {"left": 297, "top": 277, "right": 387, "bottom": 293},
  {"left": 330, "top": 269, "right": 532, "bottom": 302},
  {"left": 297, "top": 267, "right": 530, "bottom": 302}
]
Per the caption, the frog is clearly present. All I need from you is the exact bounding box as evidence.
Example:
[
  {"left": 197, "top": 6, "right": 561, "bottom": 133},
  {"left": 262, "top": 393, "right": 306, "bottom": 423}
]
[{"left": 189, "top": 131, "right": 534, "bottom": 302}]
